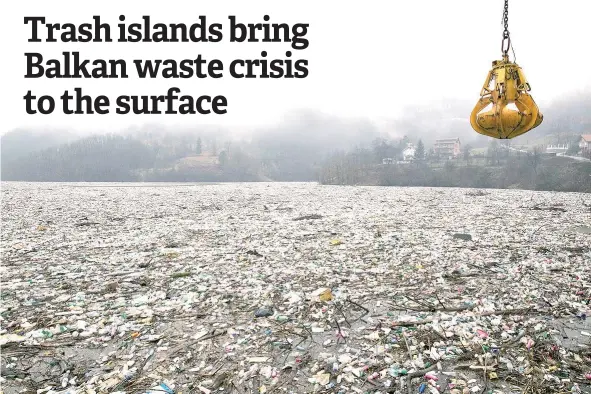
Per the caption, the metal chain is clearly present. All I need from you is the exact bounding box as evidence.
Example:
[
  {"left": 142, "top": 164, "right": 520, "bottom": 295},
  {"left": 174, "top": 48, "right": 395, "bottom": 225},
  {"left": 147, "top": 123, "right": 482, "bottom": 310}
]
[
  {"left": 503, "top": 0, "right": 509, "bottom": 38},
  {"left": 501, "top": 0, "right": 511, "bottom": 56}
]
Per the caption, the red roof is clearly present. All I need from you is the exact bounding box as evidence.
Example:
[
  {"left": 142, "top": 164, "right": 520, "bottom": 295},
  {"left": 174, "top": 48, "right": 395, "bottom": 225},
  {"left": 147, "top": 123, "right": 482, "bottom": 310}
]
[{"left": 582, "top": 134, "right": 591, "bottom": 142}]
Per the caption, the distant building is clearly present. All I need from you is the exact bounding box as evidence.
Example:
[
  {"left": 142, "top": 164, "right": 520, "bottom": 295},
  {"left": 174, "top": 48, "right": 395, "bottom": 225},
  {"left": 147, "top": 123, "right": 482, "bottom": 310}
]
[
  {"left": 402, "top": 143, "right": 416, "bottom": 161},
  {"left": 579, "top": 134, "right": 591, "bottom": 152},
  {"left": 382, "top": 158, "right": 394, "bottom": 165},
  {"left": 546, "top": 144, "right": 569, "bottom": 155},
  {"left": 434, "top": 138, "right": 461, "bottom": 158}
]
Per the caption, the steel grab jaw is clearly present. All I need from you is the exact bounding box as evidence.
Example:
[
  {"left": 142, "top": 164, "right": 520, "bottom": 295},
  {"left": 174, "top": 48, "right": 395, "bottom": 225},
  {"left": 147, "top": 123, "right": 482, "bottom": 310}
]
[{"left": 470, "top": 58, "right": 543, "bottom": 139}]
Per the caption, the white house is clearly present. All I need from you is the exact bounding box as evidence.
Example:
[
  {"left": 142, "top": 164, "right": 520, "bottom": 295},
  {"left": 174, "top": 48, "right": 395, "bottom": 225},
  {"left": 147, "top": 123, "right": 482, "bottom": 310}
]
[{"left": 402, "top": 143, "right": 416, "bottom": 161}]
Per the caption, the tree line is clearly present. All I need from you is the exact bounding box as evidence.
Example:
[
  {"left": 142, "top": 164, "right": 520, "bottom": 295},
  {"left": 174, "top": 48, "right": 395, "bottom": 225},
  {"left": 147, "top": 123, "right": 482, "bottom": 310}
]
[
  {"left": 318, "top": 137, "right": 591, "bottom": 193},
  {"left": 2, "top": 131, "right": 589, "bottom": 193}
]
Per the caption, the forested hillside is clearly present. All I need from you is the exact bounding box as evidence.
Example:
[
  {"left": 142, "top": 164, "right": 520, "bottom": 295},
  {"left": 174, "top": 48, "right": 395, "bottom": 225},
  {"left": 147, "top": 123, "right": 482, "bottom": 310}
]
[{"left": 2, "top": 91, "right": 590, "bottom": 186}]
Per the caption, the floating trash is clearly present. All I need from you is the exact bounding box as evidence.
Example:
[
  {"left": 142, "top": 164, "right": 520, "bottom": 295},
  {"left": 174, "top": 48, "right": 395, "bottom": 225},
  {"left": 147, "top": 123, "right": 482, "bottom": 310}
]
[{"left": 1, "top": 182, "right": 590, "bottom": 393}]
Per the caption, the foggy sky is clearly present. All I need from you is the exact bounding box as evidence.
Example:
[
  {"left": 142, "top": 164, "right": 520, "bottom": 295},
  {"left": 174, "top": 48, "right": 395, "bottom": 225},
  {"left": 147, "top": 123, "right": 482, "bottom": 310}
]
[{"left": 1, "top": 0, "right": 590, "bottom": 135}]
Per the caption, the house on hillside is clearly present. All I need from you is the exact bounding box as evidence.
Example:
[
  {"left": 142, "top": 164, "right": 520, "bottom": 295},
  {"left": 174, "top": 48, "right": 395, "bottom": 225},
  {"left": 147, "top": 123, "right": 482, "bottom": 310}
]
[
  {"left": 579, "top": 134, "right": 591, "bottom": 152},
  {"left": 434, "top": 138, "right": 461, "bottom": 159},
  {"left": 402, "top": 143, "right": 416, "bottom": 161}
]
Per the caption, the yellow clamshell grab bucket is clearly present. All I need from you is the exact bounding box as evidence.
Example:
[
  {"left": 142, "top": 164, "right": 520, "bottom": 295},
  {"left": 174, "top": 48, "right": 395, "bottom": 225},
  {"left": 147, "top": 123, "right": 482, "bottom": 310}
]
[{"left": 470, "top": 0, "right": 543, "bottom": 139}]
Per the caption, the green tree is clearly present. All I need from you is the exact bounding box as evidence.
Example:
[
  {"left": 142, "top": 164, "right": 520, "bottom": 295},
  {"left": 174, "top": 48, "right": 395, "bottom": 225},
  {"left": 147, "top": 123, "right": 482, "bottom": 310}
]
[
  {"left": 218, "top": 150, "right": 228, "bottom": 167},
  {"left": 371, "top": 138, "right": 390, "bottom": 163},
  {"left": 487, "top": 140, "right": 500, "bottom": 165},
  {"left": 463, "top": 144, "right": 472, "bottom": 165},
  {"left": 196, "top": 137, "right": 202, "bottom": 154},
  {"left": 427, "top": 148, "right": 436, "bottom": 161},
  {"left": 527, "top": 146, "right": 543, "bottom": 175},
  {"left": 398, "top": 135, "right": 410, "bottom": 151},
  {"left": 414, "top": 139, "right": 425, "bottom": 160},
  {"left": 566, "top": 136, "right": 579, "bottom": 155}
]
